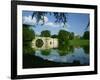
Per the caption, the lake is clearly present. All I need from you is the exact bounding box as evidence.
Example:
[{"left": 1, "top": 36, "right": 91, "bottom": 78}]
[{"left": 23, "top": 44, "right": 89, "bottom": 68}]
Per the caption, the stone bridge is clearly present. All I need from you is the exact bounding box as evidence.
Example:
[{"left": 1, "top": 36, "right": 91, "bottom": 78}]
[{"left": 32, "top": 37, "right": 58, "bottom": 50}]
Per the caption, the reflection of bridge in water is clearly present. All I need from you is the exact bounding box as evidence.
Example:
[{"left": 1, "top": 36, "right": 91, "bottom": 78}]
[{"left": 32, "top": 37, "right": 58, "bottom": 50}]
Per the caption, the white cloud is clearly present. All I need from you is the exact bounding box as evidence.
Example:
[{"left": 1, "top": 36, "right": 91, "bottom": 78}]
[
  {"left": 35, "top": 31, "right": 40, "bottom": 35},
  {"left": 44, "top": 22, "right": 62, "bottom": 27},
  {"left": 45, "top": 22, "right": 54, "bottom": 27},
  {"left": 22, "top": 15, "right": 70, "bottom": 29},
  {"left": 39, "top": 16, "right": 48, "bottom": 24},
  {"left": 44, "top": 22, "right": 69, "bottom": 28},
  {"left": 61, "top": 27, "right": 68, "bottom": 31},
  {"left": 23, "top": 16, "right": 36, "bottom": 25},
  {"left": 42, "top": 16, "right": 48, "bottom": 23},
  {"left": 23, "top": 15, "right": 49, "bottom": 25},
  {"left": 74, "top": 33, "right": 78, "bottom": 36}
]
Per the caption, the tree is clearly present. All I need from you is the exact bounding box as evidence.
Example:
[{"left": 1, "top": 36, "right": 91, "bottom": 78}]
[
  {"left": 58, "top": 46, "right": 74, "bottom": 56},
  {"left": 23, "top": 24, "right": 35, "bottom": 41},
  {"left": 41, "top": 30, "right": 51, "bottom": 37},
  {"left": 58, "top": 30, "right": 69, "bottom": 40},
  {"left": 69, "top": 32, "right": 74, "bottom": 40},
  {"left": 85, "top": 16, "right": 90, "bottom": 30},
  {"left": 23, "top": 24, "right": 35, "bottom": 54},
  {"left": 58, "top": 30, "right": 69, "bottom": 45},
  {"left": 82, "top": 31, "right": 89, "bottom": 39},
  {"left": 51, "top": 34, "right": 58, "bottom": 38},
  {"left": 32, "top": 12, "right": 68, "bottom": 27},
  {"left": 74, "top": 35, "right": 80, "bottom": 40}
]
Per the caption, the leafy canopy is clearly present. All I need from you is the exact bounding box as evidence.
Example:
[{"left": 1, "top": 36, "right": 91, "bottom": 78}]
[{"left": 32, "top": 12, "right": 68, "bottom": 27}]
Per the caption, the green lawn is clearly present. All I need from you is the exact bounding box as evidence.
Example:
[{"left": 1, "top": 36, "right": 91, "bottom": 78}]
[{"left": 69, "top": 39, "right": 89, "bottom": 46}]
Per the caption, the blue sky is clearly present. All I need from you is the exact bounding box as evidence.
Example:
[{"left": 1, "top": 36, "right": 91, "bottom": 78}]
[{"left": 22, "top": 11, "right": 89, "bottom": 36}]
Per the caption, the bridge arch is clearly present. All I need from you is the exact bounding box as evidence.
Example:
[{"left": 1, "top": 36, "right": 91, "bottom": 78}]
[{"left": 32, "top": 37, "right": 58, "bottom": 50}]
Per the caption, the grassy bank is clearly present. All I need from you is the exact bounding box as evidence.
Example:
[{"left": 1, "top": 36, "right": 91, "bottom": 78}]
[{"left": 69, "top": 39, "right": 89, "bottom": 46}]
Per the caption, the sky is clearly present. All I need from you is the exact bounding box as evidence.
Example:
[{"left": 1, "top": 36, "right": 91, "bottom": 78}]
[{"left": 22, "top": 11, "right": 89, "bottom": 36}]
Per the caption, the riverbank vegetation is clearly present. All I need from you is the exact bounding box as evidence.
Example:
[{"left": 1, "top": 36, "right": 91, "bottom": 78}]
[
  {"left": 23, "top": 24, "right": 89, "bottom": 54},
  {"left": 23, "top": 24, "right": 35, "bottom": 54}
]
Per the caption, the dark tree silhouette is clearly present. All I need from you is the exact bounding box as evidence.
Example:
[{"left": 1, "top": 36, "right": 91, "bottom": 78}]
[
  {"left": 23, "top": 24, "right": 35, "bottom": 54},
  {"left": 69, "top": 32, "right": 74, "bottom": 40},
  {"left": 85, "top": 15, "right": 90, "bottom": 31},
  {"left": 32, "top": 11, "right": 68, "bottom": 27},
  {"left": 23, "top": 24, "right": 35, "bottom": 41},
  {"left": 82, "top": 31, "right": 89, "bottom": 39},
  {"left": 51, "top": 34, "right": 58, "bottom": 38},
  {"left": 41, "top": 30, "right": 51, "bottom": 37},
  {"left": 58, "top": 30, "right": 69, "bottom": 45}
]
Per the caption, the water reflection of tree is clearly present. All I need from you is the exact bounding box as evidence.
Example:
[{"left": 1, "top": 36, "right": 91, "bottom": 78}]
[
  {"left": 23, "top": 42, "right": 35, "bottom": 55},
  {"left": 41, "top": 49, "right": 51, "bottom": 56},
  {"left": 58, "top": 43, "right": 74, "bottom": 56},
  {"left": 82, "top": 45, "right": 89, "bottom": 54}
]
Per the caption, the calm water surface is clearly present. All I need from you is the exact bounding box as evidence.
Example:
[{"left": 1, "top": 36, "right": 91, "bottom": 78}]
[
  {"left": 23, "top": 40, "right": 89, "bottom": 68},
  {"left": 34, "top": 47, "right": 89, "bottom": 65}
]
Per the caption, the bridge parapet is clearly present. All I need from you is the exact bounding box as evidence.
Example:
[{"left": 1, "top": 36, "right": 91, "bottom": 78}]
[{"left": 32, "top": 37, "right": 58, "bottom": 50}]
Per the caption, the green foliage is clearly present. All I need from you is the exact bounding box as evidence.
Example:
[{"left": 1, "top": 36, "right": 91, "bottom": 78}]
[
  {"left": 82, "top": 45, "right": 89, "bottom": 54},
  {"left": 82, "top": 31, "right": 89, "bottom": 39},
  {"left": 23, "top": 24, "right": 35, "bottom": 54},
  {"left": 58, "top": 30, "right": 69, "bottom": 44},
  {"left": 41, "top": 49, "right": 51, "bottom": 56},
  {"left": 57, "top": 30, "right": 73, "bottom": 56},
  {"left": 41, "top": 30, "right": 51, "bottom": 37},
  {"left": 58, "top": 45, "right": 74, "bottom": 56},
  {"left": 74, "top": 35, "right": 80, "bottom": 40},
  {"left": 23, "top": 24, "right": 35, "bottom": 41},
  {"left": 51, "top": 34, "right": 58, "bottom": 38},
  {"left": 23, "top": 42, "right": 34, "bottom": 54},
  {"left": 69, "top": 32, "right": 74, "bottom": 40},
  {"left": 69, "top": 40, "right": 89, "bottom": 46}
]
